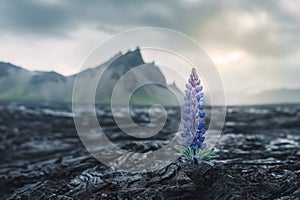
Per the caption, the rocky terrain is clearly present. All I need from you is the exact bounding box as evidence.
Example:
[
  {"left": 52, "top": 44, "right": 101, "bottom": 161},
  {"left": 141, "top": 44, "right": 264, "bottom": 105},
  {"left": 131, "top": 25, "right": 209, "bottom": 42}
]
[{"left": 0, "top": 103, "right": 300, "bottom": 199}]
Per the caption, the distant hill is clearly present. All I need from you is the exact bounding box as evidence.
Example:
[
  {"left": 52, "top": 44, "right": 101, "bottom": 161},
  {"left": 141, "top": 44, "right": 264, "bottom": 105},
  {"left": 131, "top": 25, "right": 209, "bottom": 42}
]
[
  {"left": 1, "top": 49, "right": 299, "bottom": 106},
  {"left": 246, "top": 88, "right": 300, "bottom": 105},
  {"left": 0, "top": 48, "right": 183, "bottom": 105},
  {"left": 223, "top": 88, "right": 300, "bottom": 105}
]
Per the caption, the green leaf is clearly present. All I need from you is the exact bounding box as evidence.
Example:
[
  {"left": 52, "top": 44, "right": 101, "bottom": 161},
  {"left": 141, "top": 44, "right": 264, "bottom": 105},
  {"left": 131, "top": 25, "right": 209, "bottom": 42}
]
[
  {"left": 175, "top": 146, "right": 218, "bottom": 162},
  {"left": 198, "top": 148, "right": 219, "bottom": 160},
  {"left": 175, "top": 145, "right": 193, "bottom": 160},
  {"left": 202, "top": 160, "right": 215, "bottom": 166},
  {"left": 202, "top": 155, "right": 211, "bottom": 161},
  {"left": 207, "top": 153, "right": 219, "bottom": 158},
  {"left": 174, "top": 145, "right": 188, "bottom": 153}
]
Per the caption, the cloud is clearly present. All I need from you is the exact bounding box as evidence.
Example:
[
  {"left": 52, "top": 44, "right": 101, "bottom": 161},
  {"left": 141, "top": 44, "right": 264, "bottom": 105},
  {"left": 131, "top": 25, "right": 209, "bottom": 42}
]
[
  {"left": 0, "top": 0, "right": 74, "bottom": 36},
  {"left": 0, "top": 0, "right": 175, "bottom": 36},
  {"left": 185, "top": 0, "right": 300, "bottom": 58},
  {"left": 0, "top": 0, "right": 299, "bottom": 93},
  {"left": 1, "top": 0, "right": 299, "bottom": 56}
]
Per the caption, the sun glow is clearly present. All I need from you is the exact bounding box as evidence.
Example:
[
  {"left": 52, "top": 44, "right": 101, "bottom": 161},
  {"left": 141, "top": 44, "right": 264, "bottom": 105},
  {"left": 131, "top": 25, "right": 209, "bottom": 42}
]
[{"left": 212, "top": 52, "right": 242, "bottom": 65}]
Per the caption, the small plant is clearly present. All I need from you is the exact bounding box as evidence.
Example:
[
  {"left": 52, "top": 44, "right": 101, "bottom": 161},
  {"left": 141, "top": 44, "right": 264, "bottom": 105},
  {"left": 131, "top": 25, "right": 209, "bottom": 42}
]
[{"left": 175, "top": 68, "right": 218, "bottom": 166}]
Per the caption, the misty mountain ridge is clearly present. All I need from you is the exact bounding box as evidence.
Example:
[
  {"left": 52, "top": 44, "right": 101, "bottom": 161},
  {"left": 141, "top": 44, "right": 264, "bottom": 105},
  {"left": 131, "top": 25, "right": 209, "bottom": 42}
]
[
  {"left": 0, "top": 48, "right": 299, "bottom": 105},
  {"left": 223, "top": 88, "right": 300, "bottom": 105},
  {"left": 0, "top": 48, "right": 182, "bottom": 105},
  {"left": 245, "top": 88, "right": 300, "bottom": 105}
]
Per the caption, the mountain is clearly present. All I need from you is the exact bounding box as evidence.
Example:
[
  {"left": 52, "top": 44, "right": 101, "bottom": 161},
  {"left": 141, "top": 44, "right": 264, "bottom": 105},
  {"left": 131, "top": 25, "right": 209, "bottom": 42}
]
[
  {"left": 224, "top": 88, "right": 300, "bottom": 105},
  {"left": 0, "top": 62, "right": 73, "bottom": 102},
  {"left": 246, "top": 88, "right": 300, "bottom": 105},
  {"left": 2, "top": 49, "right": 299, "bottom": 106},
  {"left": 0, "top": 48, "right": 183, "bottom": 105}
]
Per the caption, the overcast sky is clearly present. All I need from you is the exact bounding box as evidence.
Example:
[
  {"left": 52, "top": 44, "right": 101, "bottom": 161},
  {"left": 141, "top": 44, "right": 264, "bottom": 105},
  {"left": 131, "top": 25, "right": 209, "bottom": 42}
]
[{"left": 0, "top": 0, "right": 300, "bottom": 95}]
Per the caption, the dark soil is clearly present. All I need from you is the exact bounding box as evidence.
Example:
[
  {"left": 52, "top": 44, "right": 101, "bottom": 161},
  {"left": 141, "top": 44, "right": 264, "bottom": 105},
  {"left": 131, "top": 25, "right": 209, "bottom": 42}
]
[{"left": 0, "top": 103, "right": 299, "bottom": 199}]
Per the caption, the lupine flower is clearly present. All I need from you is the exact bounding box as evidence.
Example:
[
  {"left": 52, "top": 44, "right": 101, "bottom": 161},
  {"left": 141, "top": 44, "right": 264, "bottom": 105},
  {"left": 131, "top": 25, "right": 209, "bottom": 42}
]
[{"left": 175, "top": 68, "right": 218, "bottom": 166}]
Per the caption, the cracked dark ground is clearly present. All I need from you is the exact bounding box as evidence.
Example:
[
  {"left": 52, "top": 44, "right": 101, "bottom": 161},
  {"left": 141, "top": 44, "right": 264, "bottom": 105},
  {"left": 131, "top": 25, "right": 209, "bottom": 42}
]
[{"left": 0, "top": 103, "right": 299, "bottom": 199}]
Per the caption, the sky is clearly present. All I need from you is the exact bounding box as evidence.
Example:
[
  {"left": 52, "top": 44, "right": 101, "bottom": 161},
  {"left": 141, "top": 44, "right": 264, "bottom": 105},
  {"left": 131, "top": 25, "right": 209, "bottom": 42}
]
[{"left": 0, "top": 0, "right": 300, "bottom": 96}]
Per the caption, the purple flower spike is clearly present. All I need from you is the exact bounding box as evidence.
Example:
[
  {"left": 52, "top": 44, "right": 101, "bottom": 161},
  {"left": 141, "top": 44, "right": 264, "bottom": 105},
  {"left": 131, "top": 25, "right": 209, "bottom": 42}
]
[
  {"left": 181, "top": 68, "right": 206, "bottom": 149},
  {"left": 175, "top": 68, "right": 218, "bottom": 166}
]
